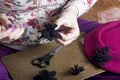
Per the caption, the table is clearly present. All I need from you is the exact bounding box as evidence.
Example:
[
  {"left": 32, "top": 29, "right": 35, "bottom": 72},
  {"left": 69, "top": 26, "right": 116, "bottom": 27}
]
[{"left": 1, "top": 39, "right": 104, "bottom": 80}]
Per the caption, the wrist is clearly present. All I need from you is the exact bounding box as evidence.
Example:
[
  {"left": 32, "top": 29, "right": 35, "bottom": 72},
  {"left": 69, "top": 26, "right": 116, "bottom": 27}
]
[{"left": 60, "top": 6, "right": 79, "bottom": 18}]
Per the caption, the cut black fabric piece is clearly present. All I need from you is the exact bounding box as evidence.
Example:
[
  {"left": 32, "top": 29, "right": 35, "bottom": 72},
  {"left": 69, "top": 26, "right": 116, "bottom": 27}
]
[
  {"left": 92, "top": 46, "right": 112, "bottom": 68},
  {"left": 68, "top": 64, "right": 85, "bottom": 76},
  {"left": 33, "top": 69, "right": 57, "bottom": 80},
  {"left": 38, "top": 23, "right": 63, "bottom": 41}
]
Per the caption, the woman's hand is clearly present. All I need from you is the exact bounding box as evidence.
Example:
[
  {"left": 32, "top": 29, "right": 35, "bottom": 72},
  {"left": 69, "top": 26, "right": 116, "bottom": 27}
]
[
  {"left": 0, "top": 14, "right": 15, "bottom": 29},
  {"left": 0, "top": 14, "right": 25, "bottom": 43},
  {"left": 0, "top": 25, "right": 25, "bottom": 43},
  {"left": 55, "top": 6, "right": 80, "bottom": 45}
]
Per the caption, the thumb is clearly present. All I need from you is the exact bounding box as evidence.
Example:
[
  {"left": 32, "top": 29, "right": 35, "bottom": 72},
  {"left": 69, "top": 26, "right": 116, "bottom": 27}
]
[
  {"left": 1, "top": 15, "right": 12, "bottom": 28},
  {"left": 55, "top": 18, "right": 65, "bottom": 30}
]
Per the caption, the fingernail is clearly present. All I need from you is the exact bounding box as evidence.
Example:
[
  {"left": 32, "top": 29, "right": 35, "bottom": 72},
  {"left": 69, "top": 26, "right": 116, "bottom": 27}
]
[
  {"left": 11, "top": 26, "right": 15, "bottom": 32},
  {"left": 8, "top": 24, "right": 14, "bottom": 28},
  {"left": 23, "top": 22, "right": 27, "bottom": 28}
]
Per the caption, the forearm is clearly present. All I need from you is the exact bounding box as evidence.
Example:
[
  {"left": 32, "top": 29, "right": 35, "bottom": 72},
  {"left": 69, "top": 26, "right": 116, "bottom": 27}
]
[
  {"left": 64, "top": 0, "right": 98, "bottom": 17},
  {"left": 60, "top": 6, "right": 78, "bottom": 18}
]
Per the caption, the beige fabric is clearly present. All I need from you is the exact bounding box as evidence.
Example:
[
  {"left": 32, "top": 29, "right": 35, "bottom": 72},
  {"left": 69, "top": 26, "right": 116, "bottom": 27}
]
[{"left": 97, "top": 7, "right": 120, "bottom": 23}]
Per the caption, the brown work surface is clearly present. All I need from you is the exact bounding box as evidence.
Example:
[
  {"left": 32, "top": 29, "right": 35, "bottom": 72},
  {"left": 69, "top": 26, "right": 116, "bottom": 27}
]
[{"left": 1, "top": 38, "right": 104, "bottom": 80}]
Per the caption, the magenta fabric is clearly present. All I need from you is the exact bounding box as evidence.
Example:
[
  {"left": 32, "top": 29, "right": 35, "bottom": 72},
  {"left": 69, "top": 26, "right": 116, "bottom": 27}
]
[{"left": 84, "top": 20, "right": 120, "bottom": 73}]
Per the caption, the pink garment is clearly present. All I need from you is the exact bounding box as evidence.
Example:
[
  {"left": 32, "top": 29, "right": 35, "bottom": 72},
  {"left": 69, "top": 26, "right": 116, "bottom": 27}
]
[{"left": 84, "top": 20, "right": 120, "bottom": 73}]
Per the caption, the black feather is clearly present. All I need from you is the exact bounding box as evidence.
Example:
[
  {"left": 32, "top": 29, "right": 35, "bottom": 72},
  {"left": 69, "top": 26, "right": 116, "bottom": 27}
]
[
  {"left": 38, "top": 23, "right": 63, "bottom": 41},
  {"left": 68, "top": 64, "right": 85, "bottom": 76}
]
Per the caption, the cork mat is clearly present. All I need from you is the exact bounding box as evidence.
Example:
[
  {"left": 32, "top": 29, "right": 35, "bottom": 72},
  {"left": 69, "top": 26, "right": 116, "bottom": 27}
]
[{"left": 1, "top": 38, "right": 104, "bottom": 80}]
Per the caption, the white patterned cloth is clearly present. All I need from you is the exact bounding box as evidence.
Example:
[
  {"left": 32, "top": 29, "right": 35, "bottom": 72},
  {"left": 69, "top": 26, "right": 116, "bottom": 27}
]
[{"left": 0, "top": 0, "right": 97, "bottom": 45}]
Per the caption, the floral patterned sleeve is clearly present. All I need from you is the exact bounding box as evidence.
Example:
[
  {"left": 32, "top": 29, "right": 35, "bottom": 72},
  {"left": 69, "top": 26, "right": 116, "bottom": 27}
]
[
  {"left": 0, "top": 0, "right": 97, "bottom": 45},
  {"left": 64, "top": 0, "right": 98, "bottom": 17}
]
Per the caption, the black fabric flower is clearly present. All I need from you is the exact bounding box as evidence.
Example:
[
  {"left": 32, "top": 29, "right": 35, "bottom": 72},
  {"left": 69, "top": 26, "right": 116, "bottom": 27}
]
[
  {"left": 38, "top": 23, "right": 63, "bottom": 41},
  {"left": 68, "top": 64, "right": 85, "bottom": 76},
  {"left": 33, "top": 69, "right": 57, "bottom": 80},
  {"left": 92, "top": 46, "right": 112, "bottom": 68}
]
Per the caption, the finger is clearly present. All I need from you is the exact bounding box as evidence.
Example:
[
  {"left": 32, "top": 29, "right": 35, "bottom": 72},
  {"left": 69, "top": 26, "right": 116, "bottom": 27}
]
[
  {"left": 0, "top": 25, "right": 1, "bottom": 31},
  {"left": 7, "top": 16, "right": 15, "bottom": 22},
  {"left": 55, "top": 18, "right": 65, "bottom": 30},
  {"left": 0, "top": 24, "right": 5, "bottom": 31},
  {"left": 14, "top": 27, "right": 24, "bottom": 40},
  {"left": 1, "top": 37, "right": 14, "bottom": 43},
  {"left": 1, "top": 25, "right": 6, "bottom": 31},
  {"left": 55, "top": 38, "right": 75, "bottom": 46},
  {"left": 15, "top": 24, "right": 20, "bottom": 28},
  {"left": 59, "top": 31, "right": 79, "bottom": 41},
  {"left": 0, "top": 28, "right": 13, "bottom": 39},
  {"left": 9, "top": 28, "right": 20, "bottom": 40},
  {"left": 1, "top": 15, "right": 12, "bottom": 27}
]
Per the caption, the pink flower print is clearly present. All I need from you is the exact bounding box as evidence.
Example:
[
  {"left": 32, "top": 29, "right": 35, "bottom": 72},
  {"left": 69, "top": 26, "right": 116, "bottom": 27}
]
[
  {"left": 31, "top": 12, "right": 37, "bottom": 17},
  {"left": 27, "top": 18, "right": 41, "bottom": 29},
  {"left": 26, "top": 6, "right": 37, "bottom": 11},
  {"left": 47, "top": 0, "right": 56, "bottom": 2},
  {"left": 23, "top": 22, "right": 27, "bottom": 28},
  {"left": 46, "top": 10, "right": 56, "bottom": 17},
  {"left": 6, "top": 11, "right": 18, "bottom": 19},
  {"left": 12, "top": 39, "right": 23, "bottom": 45},
  {"left": 33, "top": 0, "right": 37, "bottom": 5},
  {"left": 87, "top": 0, "right": 92, "bottom": 5},
  {"left": 4, "top": 0, "right": 16, "bottom": 8},
  {"left": 29, "top": 31, "right": 34, "bottom": 35}
]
